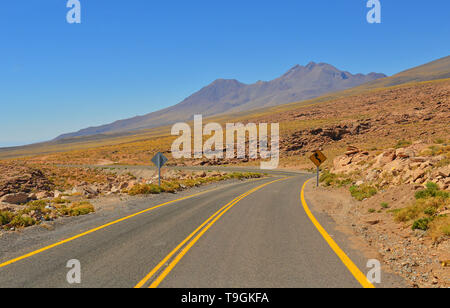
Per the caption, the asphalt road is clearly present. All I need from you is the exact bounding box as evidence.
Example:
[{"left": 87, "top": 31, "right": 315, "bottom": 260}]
[{"left": 0, "top": 170, "right": 382, "bottom": 288}]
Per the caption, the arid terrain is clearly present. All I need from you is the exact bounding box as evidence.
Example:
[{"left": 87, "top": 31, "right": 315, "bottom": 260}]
[
  {"left": 0, "top": 161, "right": 263, "bottom": 231},
  {"left": 0, "top": 76, "right": 448, "bottom": 288}
]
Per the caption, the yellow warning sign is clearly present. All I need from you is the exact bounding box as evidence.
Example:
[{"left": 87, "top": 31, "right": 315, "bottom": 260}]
[{"left": 310, "top": 150, "right": 327, "bottom": 167}]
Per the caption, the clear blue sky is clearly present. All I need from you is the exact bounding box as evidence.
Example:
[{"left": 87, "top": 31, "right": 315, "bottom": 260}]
[{"left": 0, "top": 0, "right": 449, "bottom": 147}]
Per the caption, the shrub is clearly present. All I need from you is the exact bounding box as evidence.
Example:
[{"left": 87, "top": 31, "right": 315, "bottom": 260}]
[
  {"left": 58, "top": 201, "right": 95, "bottom": 216},
  {"left": 424, "top": 207, "right": 437, "bottom": 216},
  {"left": 350, "top": 185, "right": 377, "bottom": 201},
  {"left": 10, "top": 215, "right": 36, "bottom": 228},
  {"left": 368, "top": 208, "right": 376, "bottom": 213},
  {"left": 319, "top": 170, "right": 352, "bottom": 187},
  {"left": 0, "top": 211, "right": 13, "bottom": 226},
  {"left": 381, "top": 202, "right": 389, "bottom": 209},
  {"left": 160, "top": 182, "right": 179, "bottom": 193},
  {"left": 428, "top": 215, "right": 450, "bottom": 240},
  {"left": 127, "top": 172, "right": 263, "bottom": 196},
  {"left": 415, "top": 182, "right": 449, "bottom": 200},
  {"left": 443, "top": 224, "right": 450, "bottom": 236},
  {"left": 395, "top": 185, "right": 450, "bottom": 240},
  {"left": 67, "top": 202, "right": 95, "bottom": 216},
  {"left": 412, "top": 218, "right": 432, "bottom": 231},
  {"left": 53, "top": 197, "right": 70, "bottom": 204},
  {"left": 395, "top": 197, "right": 447, "bottom": 222},
  {"left": 27, "top": 200, "right": 48, "bottom": 207},
  {"left": 128, "top": 184, "right": 162, "bottom": 195},
  {"left": 320, "top": 171, "right": 338, "bottom": 186}
]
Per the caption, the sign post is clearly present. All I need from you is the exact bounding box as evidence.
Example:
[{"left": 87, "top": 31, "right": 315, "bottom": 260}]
[
  {"left": 151, "top": 152, "right": 168, "bottom": 186},
  {"left": 317, "top": 166, "right": 320, "bottom": 187},
  {"left": 309, "top": 150, "right": 327, "bottom": 187}
]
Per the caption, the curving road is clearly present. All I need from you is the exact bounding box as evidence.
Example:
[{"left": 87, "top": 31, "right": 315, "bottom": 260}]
[{"left": 0, "top": 169, "right": 390, "bottom": 288}]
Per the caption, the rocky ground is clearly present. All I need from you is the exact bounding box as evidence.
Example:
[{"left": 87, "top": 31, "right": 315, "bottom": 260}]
[
  {"left": 311, "top": 142, "right": 449, "bottom": 288},
  {"left": 0, "top": 80, "right": 448, "bottom": 288},
  {"left": 332, "top": 143, "right": 449, "bottom": 190},
  {"left": 164, "top": 80, "right": 450, "bottom": 170},
  {"left": 10, "top": 80, "right": 448, "bottom": 169},
  {"left": 275, "top": 80, "right": 450, "bottom": 161},
  {"left": 0, "top": 162, "right": 263, "bottom": 231}
]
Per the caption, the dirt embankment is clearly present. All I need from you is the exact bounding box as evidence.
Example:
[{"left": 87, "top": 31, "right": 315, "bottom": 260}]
[
  {"left": 311, "top": 142, "right": 449, "bottom": 288},
  {"left": 307, "top": 183, "right": 449, "bottom": 288}
]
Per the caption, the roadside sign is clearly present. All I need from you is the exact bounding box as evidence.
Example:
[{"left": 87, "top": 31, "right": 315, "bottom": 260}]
[
  {"left": 151, "top": 152, "right": 168, "bottom": 186},
  {"left": 152, "top": 152, "right": 168, "bottom": 168},
  {"left": 310, "top": 150, "right": 327, "bottom": 187},
  {"left": 310, "top": 150, "right": 327, "bottom": 167}
]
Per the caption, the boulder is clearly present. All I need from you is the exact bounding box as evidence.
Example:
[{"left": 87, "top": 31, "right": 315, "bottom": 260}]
[
  {"left": 0, "top": 203, "right": 20, "bottom": 212},
  {"left": 410, "top": 157, "right": 428, "bottom": 163},
  {"left": 0, "top": 192, "right": 29, "bottom": 205},
  {"left": 119, "top": 182, "right": 129, "bottom": 190},
  {"left": 345, "top": 149, "right": 360, "bottom": 156},
  {"left": 28, "top": 193, "right": 37, "bottom": 201},
  {"left": 72, "top": 186, "right": 84, "bottom": 195},
  {"left": 83, "top": 186, "right": 99, "bottom": 198},
  {"left": 36, "top": 191, "right": 53, "bottom": 199},
  {"left": 412, "top": 169, "right": 425, "bottom": 182},
  {"left": 437, "top": 166, "right": 450, "bottom": 178},
  {"left": 396, "top": 148, "right": 416, "bottom": 159},
  {"left": 374, "top": 150, "right": 396, "bottom": 167},
  {"left": 111, "top": 186, "right": 120, "bottom": 194}
]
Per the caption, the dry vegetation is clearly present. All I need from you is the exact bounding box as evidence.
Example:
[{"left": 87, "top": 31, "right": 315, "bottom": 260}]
[
  {"left": 0, "top": 163, "right": 264, "bottom": 231},
  {"left": 0, "top": 77, "right": 448, "bottom": 287},
  {"left": 0, "top": 199, "right": 95, "bottom": 231},
  {"left": 0, "top": 79, "right": 448, "bottom": 170}
]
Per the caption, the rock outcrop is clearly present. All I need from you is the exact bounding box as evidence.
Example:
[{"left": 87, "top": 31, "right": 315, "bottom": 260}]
[{"left": 332, "top": 143, "right": 449, "bottom": 190}]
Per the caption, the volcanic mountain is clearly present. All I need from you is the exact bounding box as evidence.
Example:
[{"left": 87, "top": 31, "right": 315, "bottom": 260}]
[{"left": 56, "top": 62, "right": 386, "bottom": 139}]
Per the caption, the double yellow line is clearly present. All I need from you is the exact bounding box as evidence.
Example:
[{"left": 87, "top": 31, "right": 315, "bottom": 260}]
[
  {"left": 135, "top": 177, "right": 290, "bottom": 288},
  {"left": 0, "top": 181, "right": 261, "bottom": 269},
  {"left": 1, "top": 174, "right": 373, "bottom": 289}
]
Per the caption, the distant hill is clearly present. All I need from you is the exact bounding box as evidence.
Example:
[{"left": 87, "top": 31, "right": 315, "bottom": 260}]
[
  {"left": 360, "top": 55, "right": 450, "bottom": 89},
  {"left": 55, "top": 62, "right": 386, "bottom": 140},
  {"left": 2, "top": 56, "right": 449, "bottom": 159}
]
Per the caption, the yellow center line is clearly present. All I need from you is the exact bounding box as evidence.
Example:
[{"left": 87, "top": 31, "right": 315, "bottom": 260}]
[
  {"left": 135, "top": 177, "right": 290, "bottom": 288},
  {"left": 300, "top": 179, "right": 375, "bottom": 289},
  {"left": 0, "top": 178, "right": 267, "bottom": 269}
]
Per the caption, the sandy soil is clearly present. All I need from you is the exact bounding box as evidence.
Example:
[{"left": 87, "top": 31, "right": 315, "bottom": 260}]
[{"left": 306, "top": 181, "right": 449, "bottom": 288}]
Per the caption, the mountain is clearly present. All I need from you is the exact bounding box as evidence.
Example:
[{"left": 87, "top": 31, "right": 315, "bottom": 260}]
[
  {"left": 55, "top": 62, "right": 386, "bottom": 140},
  {"left": 360, "top": 55, "right": 450, "bottom": 89}
]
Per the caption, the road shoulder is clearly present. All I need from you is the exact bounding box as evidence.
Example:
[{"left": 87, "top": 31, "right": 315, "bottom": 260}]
[{"left": 304, "top": 180, "right": 408, "bottom": 288}]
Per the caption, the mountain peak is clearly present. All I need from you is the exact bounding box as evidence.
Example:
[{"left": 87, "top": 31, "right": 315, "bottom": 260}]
[
  {"left": 209, "top": 78, "right": 245, "bottom": 87},
  {"left": 305, "top": 61, "right": 317, "bottom": 69},
  {"left": 55, "top": 61, "right": 387, "bottom": 140}
]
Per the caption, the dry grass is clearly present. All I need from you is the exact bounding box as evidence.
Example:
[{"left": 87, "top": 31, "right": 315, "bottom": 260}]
[
  {"left": 0, "top": 199, "right": 95, "bottom": 230},
  {"left": 429, "top": 216, "right": 450, "bottom": 240},
  {"left": 0, "top": 79, "right": 448, "bottom": 170},
  {"left": 126, "top": 172, "right": 263, "bottom": 196},
  {"left": 394, "top": 183, "right": 450, "bottom": 240}
]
